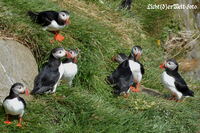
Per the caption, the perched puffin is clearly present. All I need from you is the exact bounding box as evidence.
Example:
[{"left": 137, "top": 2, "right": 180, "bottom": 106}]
[
  {"left": 31, "top": 47, "right": 69, "bottom": 94},
  {"left": 3, "top": 83, "right": 28, "bottom": 127},
  {"left": 160, "top": 59, "right": 194, "bottom": 101},
  {"left": 62, "top": 49, "right": 79, "bottom": 87},
  {"left": 112, "top": 53, "right": 128, "bottom": 64},
  {"left": 107, "top": 46, "right": 144, "bottom": 97},
  {"left": 28, "top": 10, "right": 70, "bottom": 42}
]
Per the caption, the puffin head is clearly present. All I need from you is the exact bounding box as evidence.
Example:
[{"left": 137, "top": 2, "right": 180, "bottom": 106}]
[
  {"left": 58, "top": 11, "right": 70, "bottom": 25},
  {"left": 52, "top": 47, "right": 67, "bottom": 59},
  {"left": 160, "top": 59, "right": 179, "bottom": 71},
  {"left": 10, "top": 83, "right": 29, "bottom": 96},
  {"left": 131, "top": 45, "right": 142, "bottom": 61},
  {"left": 65, "top": 49, "right": 79, "bottom": 63}
]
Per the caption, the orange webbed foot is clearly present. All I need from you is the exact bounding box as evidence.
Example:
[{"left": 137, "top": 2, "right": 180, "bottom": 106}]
[
  {"left": 54, "top": 34, "right": 65, "bottom": 42},
  {"left": 129, "top": 86, "right": 140, "bottom": 93},
  {"left": 4, "top": 121, "right": 12, "bottom": 124}
]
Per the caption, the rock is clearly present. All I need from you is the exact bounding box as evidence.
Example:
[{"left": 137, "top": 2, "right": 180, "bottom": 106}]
[{"left": 0, "top": 39, "right": 38, "bottom": 103}]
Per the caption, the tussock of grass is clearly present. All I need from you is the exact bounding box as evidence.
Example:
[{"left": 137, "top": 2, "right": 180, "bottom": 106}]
[{"left": 0, "top": 0, "right": 200, "bottom": 132}]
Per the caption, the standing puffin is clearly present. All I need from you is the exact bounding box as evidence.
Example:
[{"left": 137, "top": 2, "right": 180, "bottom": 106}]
[
  {"left": 28, "top": 10, "right": 70, "bottom": 42},
  {"left": 107, "top": 46, "right": 144, "bottom": 97},
  {"left": 160, "top": 59, "right": 194, "bottom": 101},
  {"left": 31, "top": 47, "right": 69, "bottom": 94},
  {"left": 3, "top": 83, "right": 28, "bottom": 127},
  {"left": 62, "top": 49, "right": 79, "bottom": 87}
]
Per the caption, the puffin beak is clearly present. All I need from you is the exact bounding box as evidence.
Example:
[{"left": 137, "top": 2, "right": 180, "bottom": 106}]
[
  {"left": 25, "top": 88, "right": 29, "bottom": 96},
  {"left": 65, "top": 18, "right": 70, "bottom": 25},
  {"left": 135, "top": 53, "right": 141, "bottom": 60},
  {"left": 66, "top": 51, "right": 72, "bottom": 58},
  {"left": 159, "top": 63, "right": 165, "bottom": 69}
]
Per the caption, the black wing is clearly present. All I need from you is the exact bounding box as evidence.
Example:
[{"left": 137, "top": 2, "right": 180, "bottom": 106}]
[
  {"left": 174, "top": 73, "right": 194, "bottom": 96},
  {"left": 108, "top": 60, "right": 133, "bottom": 94},
  {"left": 108, "top": 60, "right": 132, "bottom": 84},
  {"left": 37, "top": 11, "right": 58, "bottom": 26},
  {"left": 18, "top": 97, "right": 26, "bottom": 108},
  {"left": 31, "top": 65, "right": 60, "bottom": 94},
  {"left": 138, "top": 62, "right": 144, "bottom": 75}
]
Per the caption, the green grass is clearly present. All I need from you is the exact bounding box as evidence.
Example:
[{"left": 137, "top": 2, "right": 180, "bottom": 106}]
[{"left": 0, "top": 0, "right": 200, "bottom": 132}]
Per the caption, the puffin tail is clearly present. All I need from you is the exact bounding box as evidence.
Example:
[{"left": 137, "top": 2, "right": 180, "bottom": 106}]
[
  {"left": 187, "top": 90, "right": 194, "bottom": 97},
  {"left": 27, "top": 11, "right": 38, "bottom": 20}
]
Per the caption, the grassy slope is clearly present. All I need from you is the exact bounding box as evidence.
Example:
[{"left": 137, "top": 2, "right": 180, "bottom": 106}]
[{"left": 0, "top": 0, "right": 200, "bottom": 132}]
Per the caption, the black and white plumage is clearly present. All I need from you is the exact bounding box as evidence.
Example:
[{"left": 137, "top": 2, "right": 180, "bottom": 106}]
[
  {"left": 28, "top": 10, "right": 70, "bottom": 31},
  {"left": 28, "top": 10, "right": 70, "bottom": 42},
  {"left": 31, "top": 47, "right": 68, "bottom": 95},
  {"left": 62, "top": 49, "right": 79, "bottom": 87},
  {"left": 3, "top": 83, "right": 27, "bottom": 127},
  {"left": 160, "top": 59, "right": 194, "bottom": 101},
  {"left": 107, "top": 46, "right": 144, "bottom": 97},
  {"left": 120, "top": 0, "right": 132, "bottom": 10}
]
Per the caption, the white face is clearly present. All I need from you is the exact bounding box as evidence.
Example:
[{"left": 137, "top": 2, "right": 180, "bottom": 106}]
[
  {"left": 58, "top": 12, "right": 69, "bottom": 21},
  {"left": 132, "top": 47, "right": 142, "bottom": 56},
  {"left": 165, "top": 61, "right": 178, "bottom": 70},
  {"left": 67, "top": 50, "right": 79, "bottom": 58},
  {"left": 53, "top": 49, "right": 66, "bottom": 58},
  {"left": 13, "top": 85, "right": 25, "bottom": 94}
]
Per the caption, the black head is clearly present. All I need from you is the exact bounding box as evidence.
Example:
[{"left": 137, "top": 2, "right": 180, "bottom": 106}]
[
  {"left": 130, "top": 45, "right": 142, "bottom": 61},
  {"left": 51, "top": 47, "right": 67, "bottom": 59},
  {"left": 160, "top": 58, "right": 179, "bottom": 72},
  {"left": 10, "top": 83, "right": 26, "bottom": 95},
  {"left": 60, "top": 11, "right": 70, "bottom": 15}
]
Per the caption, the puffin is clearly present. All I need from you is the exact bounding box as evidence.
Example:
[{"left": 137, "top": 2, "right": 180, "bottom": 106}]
[
  {"left": 107, "top": 46, "right": 144, "bottom": 97},
  {"left": 62, "top": 49, "right": 79, "bottom": 87},
  {"left": 3, "top": 83, "right": 29, "bottom": 127},
  {"left": 31, "top": 47, "right": 69, "bottom": 94},
  {"left": 120, "top": 0, "right": 132, "bottom": 10},
  {"left": 28, "top": 10, "right": 70, "bottom": 42},
  {"left": 160, "top": 59, "right": 194, "bottom": 102}
]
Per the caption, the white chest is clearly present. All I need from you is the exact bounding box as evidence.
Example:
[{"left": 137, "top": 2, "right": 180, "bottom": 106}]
[
  {"left": 45, "top": 20, "right": 65, "bottom": 31},
  {"left": 58, "top": 62, "right": 65, "bottom": 80},
  {"left": 62, "top": 62, "right": 78, "bottom": 81},
  {"left": 161, "top": 71, "right": 175, "bottom": 88},
  {"left": 128, "top": 60, "right": 142, "bottom": 82},
  {"left": 3, "top": 98, "right": 25, "bottom": 116},
  {"left": 161, "top": 71, "right": 183, "bottom": 99}
]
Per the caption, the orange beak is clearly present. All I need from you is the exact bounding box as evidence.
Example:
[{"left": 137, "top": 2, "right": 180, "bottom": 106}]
[
  {"left": 66, "top": 51, "right": 72, "bottom": 58},
  {"left": 135, "top": 53, "right": 141, "bottom": 60},
  {"left": 159, "top": 63, "right": 165, "bottom": 69},
  {"left": 65, "top": 18, "right": 70, "bottom": 25},
  {"left": 25, "top": 88, "right": 29, "bottom": 96}
]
